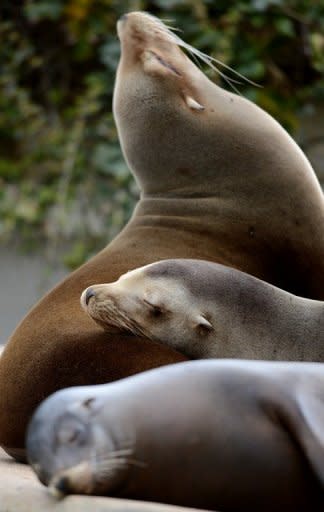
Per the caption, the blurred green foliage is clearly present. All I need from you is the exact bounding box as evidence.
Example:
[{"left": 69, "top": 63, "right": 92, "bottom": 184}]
[{"left": 0, "top": 0, "right": 323, "bottom": 268}]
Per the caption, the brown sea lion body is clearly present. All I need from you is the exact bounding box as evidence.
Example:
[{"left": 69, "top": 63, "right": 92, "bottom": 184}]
[
  {"left": 81, "top": 258, "right": 324, "bottom": 361},
  {"left": 27, "top": 360, "right": 324, "bottom": 511},
  {"left": 1, "top": 11, "right": 324, "bottom": 458}
]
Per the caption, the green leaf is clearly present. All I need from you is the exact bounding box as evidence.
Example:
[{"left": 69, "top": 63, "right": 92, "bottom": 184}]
[{"left": 24, "top": 1, "right": 64, "bottom": 22}]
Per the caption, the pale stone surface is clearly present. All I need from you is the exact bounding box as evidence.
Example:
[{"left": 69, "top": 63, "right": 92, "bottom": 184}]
[{"left": 0, "top": 448, "right": 212, "bottom": 512}]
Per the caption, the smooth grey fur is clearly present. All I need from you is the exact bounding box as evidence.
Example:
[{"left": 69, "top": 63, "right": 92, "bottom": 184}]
[
  {"left": 27, "top": 360, "right": 324, "bottom": 511},
  {"left": 144, "top": 259, "right": 324, "bottom": 360}
]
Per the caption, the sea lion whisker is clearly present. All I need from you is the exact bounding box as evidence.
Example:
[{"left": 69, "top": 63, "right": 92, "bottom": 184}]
[
  {"left": 94, "top": 445, "right": 146, "bottom": 471},
  {"left": 89, "top": 448, "right": 130, "bottom": 487},
  {"left": 188, "top": 46, "right": 261, "bottom": 88},
  {"left": 93, "top": 460, "right": 129, "bottom": 482},
  {"left": 158, "top": 26, "right": 261, "bottom": 91},
  {"left": 95, "top": 459, "right": 128, "bottom": 471},
  {"left": 108, "top": 307, "right": 151, "bottom": 339},
  {"left": 97, "top": 302, "right": 147, "bottom": 337},
  {"left": 176, "top": 44, "right": 246, "bottom": 96},
  {"left": 189, "top": 52, "right": 246, "bottom": 87},
  {"left": 97, "top": 299, "right": 157, "bottom": 341},
  {"left": 98, "top": 455, "right": 147, "bottom": 470},
  {"left": 161, "top": 23, "right": 183, "bottom": 33},
  {"left": 95, "top": 456, "right": 146, "bottom": 475},
  {"left": 95, "top": 448, "right": 134, "bottom": 460},
  {"left": 110, "top": 311, "right": 146, "bottom": 337},
  {"left": 126, "top": 458, "right": 147, "bottom": 469}
]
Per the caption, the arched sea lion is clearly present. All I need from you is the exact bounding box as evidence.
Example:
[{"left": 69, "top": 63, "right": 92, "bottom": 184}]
[
  {"left": 27, "top": 359, "right": 324, "bottom": 511},
  {"left": 81, "top": 259, "right": 324, "bottom": 361},
  {"left": 1, "top": 11, "right": 324, "bottom": 459}
]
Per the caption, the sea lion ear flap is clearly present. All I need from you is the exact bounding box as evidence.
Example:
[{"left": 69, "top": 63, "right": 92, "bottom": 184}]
[
  {"left": 282, "top": 386, "right": 324, "bottom": 487},
  {"left": 185, "top": 96, "right": 205, "bottom": 111},
  {"left": 195, "top": 315, "right": 213, "bottom": 333}
]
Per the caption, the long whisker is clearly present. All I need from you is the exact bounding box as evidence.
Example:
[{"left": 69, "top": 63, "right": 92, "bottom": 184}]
[
  {"left": 92, "top": 453, "right": 147, "bottom": 485},
  {"left": 94, "top": 443, "right": 146, "bottom": 468},
  {"left": 96, "top": 457, "right": 146, "bottom": 470},
  {"left": 163, "top": 24, "right": 183, "bottom": 33},
  {"left": 173, "top": 36, "right": 261, "bottom": 88},
  {"left": 140, "top": 12, "right": 261, "bottom": 92},
  {"left": 97, "top": 301, "right": 153, "bottom": 339},
  {"left": 95, "top": 448, "right": 134, "bottom": 459},
  {"left": 184, "top": 48, "right": 245, "bottom": 85}
]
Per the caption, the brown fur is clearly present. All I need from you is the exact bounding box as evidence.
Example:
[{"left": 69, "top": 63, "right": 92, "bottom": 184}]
[{"left": 1, "top": 12, "right": 324, "bottom": 459}]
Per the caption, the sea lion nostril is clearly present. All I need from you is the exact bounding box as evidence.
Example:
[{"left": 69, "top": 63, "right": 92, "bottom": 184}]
[
  {"left": 54, "top": 475, "right": 70, "bottom": 495},
  {"left": 85, "top": 288, "right": 95, "bottom": 306}
]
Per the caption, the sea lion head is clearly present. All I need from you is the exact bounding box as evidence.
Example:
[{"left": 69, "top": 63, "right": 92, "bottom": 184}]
[
  {"left": 113, "top": 12, "right": 310, "bottom": 199},
  {"left": 26, "top": 386, "right": 131, "bottom": 496},
  {"left": 114, "top": 11, "right": 213, "bottom": 197},
  {"left": 81, "top": 260, "right": 215, "bottom": 357}
]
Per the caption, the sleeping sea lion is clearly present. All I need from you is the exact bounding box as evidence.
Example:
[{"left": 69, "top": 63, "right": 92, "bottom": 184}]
[
  {"left": 81, "top": 259, "right": 324, "bottom": 361},
  {"left": 27, "top": 359, "right": 324, "bottom": 511}
]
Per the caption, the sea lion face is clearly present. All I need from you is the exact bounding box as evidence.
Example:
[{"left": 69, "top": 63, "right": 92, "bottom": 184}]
[
  {"left": 26, "top": 389, "right": 127, "bottom": 496},
  {"left": 116, "top": 12, "right": 187, "bottom": 81},
  {"left": 81, "top": 263, "right": 214, "bottom": 356},
  {"left": 114, "top": 11, "right": 202, "bottom": 131}
]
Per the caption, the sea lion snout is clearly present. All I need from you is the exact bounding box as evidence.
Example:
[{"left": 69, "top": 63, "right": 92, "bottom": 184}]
[
  {"left": 49, "top": 462, "right": 94, "bottom": 496},
  {"left": 81, "top": 284, "right": 116, "bottom": 311},
  {"left": 80, "top": 286, "right": 104, "bottom": 310}
]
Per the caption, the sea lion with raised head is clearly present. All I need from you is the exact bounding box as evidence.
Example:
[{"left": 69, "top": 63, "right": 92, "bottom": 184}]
[
  {"left": 81, "top": 259, "right": 324, "bottom": 361},
  {"left": 27, "top": 359, "right": 324, "bottom": 511},
  {"left": 1, "top": 11, "right": 324, "bottom": 460}
]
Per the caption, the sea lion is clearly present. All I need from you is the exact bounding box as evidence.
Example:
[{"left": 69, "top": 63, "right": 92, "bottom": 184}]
[
  {"left": 27, "top": 359, "right": 324, "bottom": 511},
  {"left": 81, "top": 259, "right": 324, "bottom": 361},
  {"left": 1, "top": 11, "right": 324, "bottom": 459}
]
